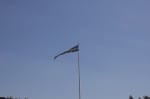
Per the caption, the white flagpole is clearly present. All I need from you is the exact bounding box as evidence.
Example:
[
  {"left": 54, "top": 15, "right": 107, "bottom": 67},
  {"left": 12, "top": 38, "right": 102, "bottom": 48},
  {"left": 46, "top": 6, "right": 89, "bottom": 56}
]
[{"left": 77, "top": 49, "right": 81, "bottom": 99}]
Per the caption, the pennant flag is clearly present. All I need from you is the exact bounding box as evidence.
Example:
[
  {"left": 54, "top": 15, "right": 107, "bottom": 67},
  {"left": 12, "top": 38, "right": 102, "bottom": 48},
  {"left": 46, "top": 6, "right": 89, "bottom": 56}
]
[{"left": 54, "top": 45, "right": 79, "bottom": 60}]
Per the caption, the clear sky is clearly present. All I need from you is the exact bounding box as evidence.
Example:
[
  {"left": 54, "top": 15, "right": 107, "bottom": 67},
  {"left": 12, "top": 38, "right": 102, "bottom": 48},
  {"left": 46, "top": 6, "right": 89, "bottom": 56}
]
[{"left": 0, "top": 0, "right": 150, "bottom": 99}]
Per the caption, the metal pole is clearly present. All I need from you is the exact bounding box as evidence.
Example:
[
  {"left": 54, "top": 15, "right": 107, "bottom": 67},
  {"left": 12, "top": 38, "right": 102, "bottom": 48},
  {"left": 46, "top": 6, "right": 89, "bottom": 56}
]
[{"left": 77, "top": 50, "right": 81, "bottom": 99}]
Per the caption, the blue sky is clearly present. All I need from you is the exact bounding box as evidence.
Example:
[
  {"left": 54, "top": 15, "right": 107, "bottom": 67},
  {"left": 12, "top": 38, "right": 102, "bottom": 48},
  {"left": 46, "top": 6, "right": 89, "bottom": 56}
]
[{"left": 0, "top": 0, "right": 150, "bottom": 99}]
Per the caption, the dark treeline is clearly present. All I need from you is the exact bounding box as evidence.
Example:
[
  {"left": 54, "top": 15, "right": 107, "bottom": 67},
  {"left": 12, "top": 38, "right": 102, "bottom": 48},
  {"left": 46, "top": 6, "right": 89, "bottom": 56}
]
[
  {"left": 0, "top": 97, "right": 28, "bottom": 99},
  {"left": 129, "top": 95, "right": 150, "bottom": 99}
]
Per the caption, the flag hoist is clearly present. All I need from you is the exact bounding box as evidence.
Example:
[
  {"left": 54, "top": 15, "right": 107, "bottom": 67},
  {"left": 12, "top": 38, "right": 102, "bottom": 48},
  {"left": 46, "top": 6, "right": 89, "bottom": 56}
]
[{"left": 54, "top": 44, "right": 81, "bottom": 99}]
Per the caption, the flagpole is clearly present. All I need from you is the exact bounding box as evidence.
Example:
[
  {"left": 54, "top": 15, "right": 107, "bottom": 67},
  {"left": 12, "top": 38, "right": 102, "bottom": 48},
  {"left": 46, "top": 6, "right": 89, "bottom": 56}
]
[{"left": 77, "top": 49, "right": 81, "bottom": 99}]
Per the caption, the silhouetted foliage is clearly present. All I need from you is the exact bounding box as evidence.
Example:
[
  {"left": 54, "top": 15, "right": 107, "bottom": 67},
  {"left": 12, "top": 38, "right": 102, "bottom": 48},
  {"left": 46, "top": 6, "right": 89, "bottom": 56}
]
[
  {"left": 129, "top": 95, "right": 134, "bottom": 99},
  {"left": 144, "top": 96, "right": 150, "bottom": 99},
  {"left": 0, "top": 97, "right": 5, "bottom": 99}
]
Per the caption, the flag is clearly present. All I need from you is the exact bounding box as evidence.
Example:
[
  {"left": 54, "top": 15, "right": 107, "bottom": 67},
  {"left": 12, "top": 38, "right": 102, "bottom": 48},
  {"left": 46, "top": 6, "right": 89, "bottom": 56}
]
[{"left": 54, "top": 45, "right": 79, "bottom": 60}]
